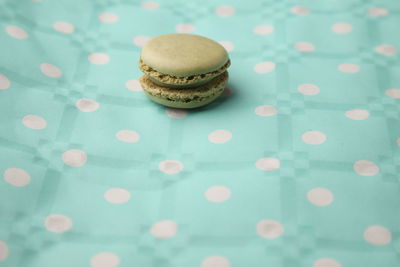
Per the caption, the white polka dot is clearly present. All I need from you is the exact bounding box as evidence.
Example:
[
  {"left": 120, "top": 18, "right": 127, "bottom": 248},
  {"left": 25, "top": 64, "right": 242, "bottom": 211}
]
[
  {"left": 141, "top": 1, "right": 160, "bottom": 9},
  {"left": 254, "top": 105, "right": 277, "bottom": 117},
  {"left": 98, "top": 13, "right": 119, "bottom": 23},
  {"left": 345, "top": 109, "right": 369, "bottom": 120},
  {"left": 104, "top": 188, "right": 131, "bottom": 204},
  {"left": 73, "top": 100, "right": 96, "bottom": 115},
  {"left": 385, "top": 89, "right": 400, "bottom": 99},
  {"left": 208, "top": 130, "right": 232, "bottom": 144},
  {"left": 222, "top": 87, "right": 233, "bottom": 97},
  {"left": 298, "top": 84, "right": 320, "bottom": 95},
  {"left": 159, "top": 160, "right": 183, "bottom": 174},
  {"left": 332, "top": 23, "right": 352, "bottom": 34},
  {"left": 205, "top": 186, "right": 231, "bottom": 202},
  {"left": 3, "top": 168, "right": 31, "bottom": 187},
  {"left": 313, "top": 258, "right": 342, "bottom": 267},
  {"left": 368, "top": 7, "right": 388, "bottom": 17},
  {"left": 116, "top": 130, "right": 140, "bottom": 143},
  {"left": 53, "top": 21, "right": 74, "bottom": 34},
  {"left": 62, "top": 149, "right": 87, "bottom": 167},
  {"left": 202, "top": 256, "right": 230, "bottom": 267},
  {"left": 256, "top": 219, "right": 284, "bottom": 239},
  {"left": 150, "top": 220, "right": 177, "bottom": 239},
  {"left": 40, "top": 63, "right": 62, "bottom": 78},
  {"left": 353, "top": 160, "right": 379, "bottom": 176},
  {"left": 254, "top": 62, "right": 275, "bottom": 74},
  {"left": 302, "top": 131, "right": 327, "bottom": 145},
  {"left": 253, "top": 25, "right": 274, "bottom": 35},
  {"left": 22, "top": 115, "right": 47, "bottom": 130},
  {"left": 125, "top": 80, "right": 143, "bottom": 91},
  {"left": 291, "top": 5, "right": 310, "bottom": 15},
  {"left": 44, "top": 214, "right": 73, "bottom": 233},
  {"left": 165, "top": 108, "right": 187, "bottom": 119},
  {"left": 88, "top": 53, "right": 110, "bottom": 65},
  {"left": 176, "top": 23, "right": 195, "bottom": 33},
  {"left": 338, "top": 63, "right": 360, "bottom": 73},
  {"left": 75, "top": 98, "right": 100, "bottom": 112},
  {"left": 294, "top": 42, "right": 315, "bottom": 53},
  {"left": 375, "top": 45, "right": 397, "bottom": 56},
  {"left": 0, "top": 241, "right": 9, "bottom": 261},
  {"left": 6, "top": 25, "right": 28, "bottom": 39},
  {"left": 307, "top": 188, "right": 333, "bottom": 206},
  {"left": 256, "top": 158, "right": 280, "bottom": 171},
  {"left": 133, "top": 35, "right": 151, "bottom": 47},
  {"left": 91, "top": 252, "right": 120, "bottom": 267},
  {"left": 0, "top": 74, "right": 11, "bottom": 90},
  {"left": 364, "top": 225, "right": 392, "bottom": 246},
  {"left": 218, "top": 41, "right": 234, "bottom": 52},
  {"left": 215, "top": 5, "right": 235, "bottom": 17}
]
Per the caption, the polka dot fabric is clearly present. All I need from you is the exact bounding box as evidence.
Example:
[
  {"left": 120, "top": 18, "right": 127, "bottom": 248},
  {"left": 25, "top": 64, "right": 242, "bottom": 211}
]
[{"left": 0, "top": 0, "right": 399, "bottom": 266}]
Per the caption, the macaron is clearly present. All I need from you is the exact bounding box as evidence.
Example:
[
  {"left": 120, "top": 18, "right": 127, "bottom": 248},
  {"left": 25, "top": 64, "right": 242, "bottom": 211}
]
[{"left": 138, "top": 33, "right": 231, "bottom": 108}]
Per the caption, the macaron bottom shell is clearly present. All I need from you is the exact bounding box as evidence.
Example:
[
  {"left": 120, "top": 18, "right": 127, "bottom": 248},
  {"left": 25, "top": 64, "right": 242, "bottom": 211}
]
[
  {"left": 143, "top": 89, "right": 224, "bottom": 109},
  {"left": 140, "top": 71, "right": 228, "bottom": 109}
]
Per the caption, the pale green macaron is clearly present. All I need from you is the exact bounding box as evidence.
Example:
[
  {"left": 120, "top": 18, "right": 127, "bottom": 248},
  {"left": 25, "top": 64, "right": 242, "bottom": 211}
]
[{"left": 138, "top": 33, "right": 230, "bottom": 108}]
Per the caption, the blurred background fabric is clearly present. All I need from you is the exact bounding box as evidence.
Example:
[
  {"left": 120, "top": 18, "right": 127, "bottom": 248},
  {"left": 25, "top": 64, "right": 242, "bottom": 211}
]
[{"left": 0, "top": 0, "right": 400, "bottom": 266}]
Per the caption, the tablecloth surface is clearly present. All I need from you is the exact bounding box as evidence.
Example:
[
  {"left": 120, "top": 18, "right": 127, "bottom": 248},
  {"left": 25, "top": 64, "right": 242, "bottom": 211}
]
[{"left": 1, "top": 0, "right": 400, "bottom": 266}]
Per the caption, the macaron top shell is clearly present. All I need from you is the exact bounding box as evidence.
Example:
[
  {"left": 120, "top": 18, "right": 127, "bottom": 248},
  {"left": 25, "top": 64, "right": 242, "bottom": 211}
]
[{"left": 140, "top": 33, "right": 229, "bottom": 77}]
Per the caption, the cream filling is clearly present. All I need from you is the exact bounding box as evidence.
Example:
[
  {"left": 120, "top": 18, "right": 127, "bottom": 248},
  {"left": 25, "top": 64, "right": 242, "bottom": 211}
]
[
  {"left": 148, "top": 75, "right": 213, "bottom": 88},
  {"left": 138, "top": 59, "right": 231, "bottom": 85}
]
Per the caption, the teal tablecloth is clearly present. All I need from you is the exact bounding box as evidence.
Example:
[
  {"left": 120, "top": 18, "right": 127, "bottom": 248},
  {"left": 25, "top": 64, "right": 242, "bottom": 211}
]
[{"left": 1, "top": 0, "right": 400, "bottom": 266}]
